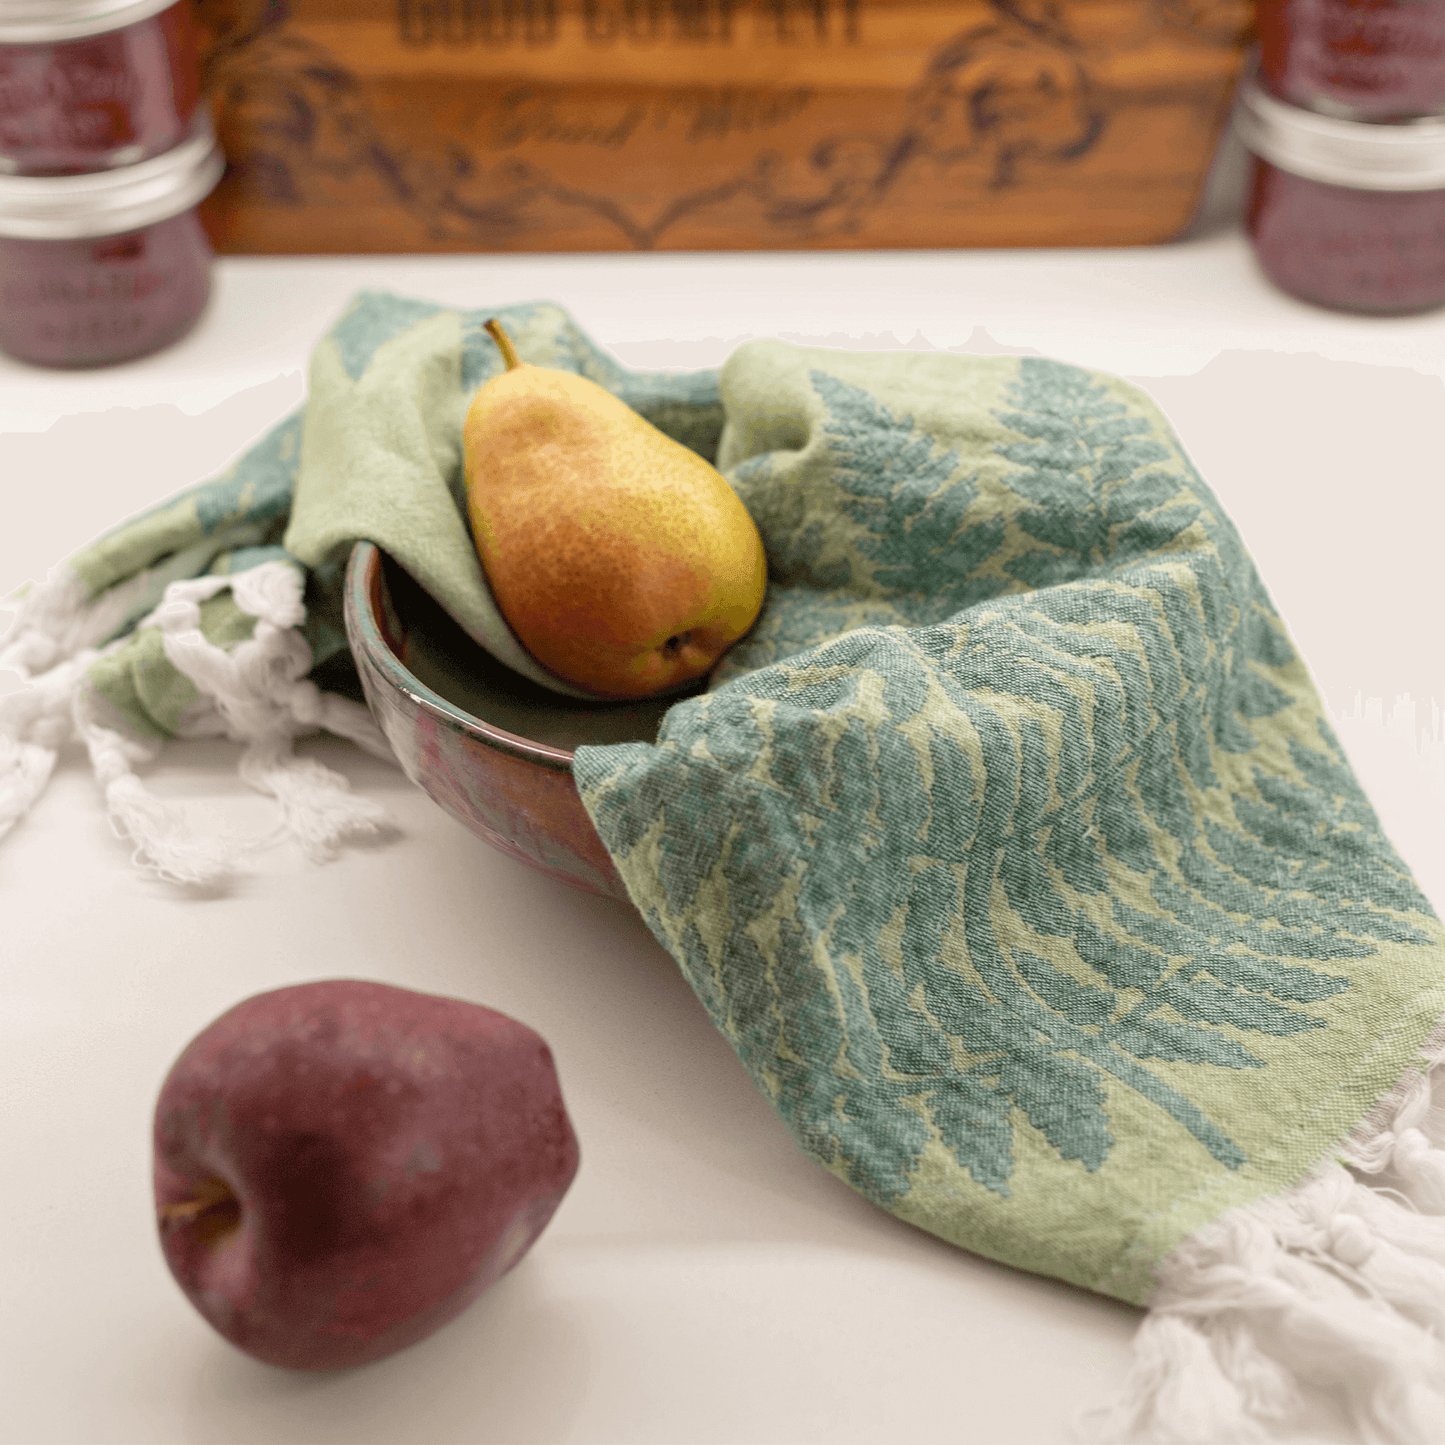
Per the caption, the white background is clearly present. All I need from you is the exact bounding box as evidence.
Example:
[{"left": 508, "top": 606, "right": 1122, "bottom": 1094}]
[{"left": 3, "top": 150, "right": 1444, "bottom": 1444}]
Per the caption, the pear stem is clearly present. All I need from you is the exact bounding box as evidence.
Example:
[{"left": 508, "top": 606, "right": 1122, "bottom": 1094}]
[{"left": 484, "top": 318, "right": 523, "bottom": 372}]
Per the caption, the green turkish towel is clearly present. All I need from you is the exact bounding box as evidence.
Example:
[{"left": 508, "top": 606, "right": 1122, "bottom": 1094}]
[{"left": 6, "top": 291, "right": 1445, "bottom": 1445}]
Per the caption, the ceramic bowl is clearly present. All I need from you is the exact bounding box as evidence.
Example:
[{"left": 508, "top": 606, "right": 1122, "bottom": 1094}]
[{"left": 343, "top": 540, "right": 679, "bottom": 901}]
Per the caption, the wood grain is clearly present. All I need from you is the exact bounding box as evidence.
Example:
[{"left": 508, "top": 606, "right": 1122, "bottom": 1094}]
[{"left": 192, "top": 0, "right": 1254, "bottom": 253}]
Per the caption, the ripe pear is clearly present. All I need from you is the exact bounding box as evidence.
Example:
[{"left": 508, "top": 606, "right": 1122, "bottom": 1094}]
[{"left": 462, "top": 320, "right": 767, "bottom": 700}]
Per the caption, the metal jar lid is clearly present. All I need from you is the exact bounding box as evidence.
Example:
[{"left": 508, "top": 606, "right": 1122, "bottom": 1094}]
[
  {"left": 0, "top": 0, "right": 178, "bottom": 45},
  {"left": 1236, "top": 70, "right": 1445, "bottom": 193},
  {"left": 0, "top": 113, "right": 223, "bottom": 239}
]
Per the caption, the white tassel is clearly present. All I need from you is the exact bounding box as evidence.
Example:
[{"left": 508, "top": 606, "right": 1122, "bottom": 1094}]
[
  {"left": 152, "top": 563, "right": 395, "bottom": 865},
  {"left": 0, "top": 650, "right": 93, "bottom": 842},
  {"left": 285, "top": 676, "right": 396, "bottom": 763},
  {"left": 1090, "top": 1312, "right": 1270, "bottom": 1444},
  {"left": 0, "top": 568, "right": 209, "bottom": 848},
  {"left": 238, "top": 734, "right": 390, "bottom": 863},
  {"left": 1386, "top": 1129, "right": 1445, "bottom": 1215},
  {"left": 2, "top": 559, "right": 397, "bottom": 880},
  {"left": 2, "top": 574, "right": 94, "bottom": 842},
  {"left": 1093, "top": 1038, "right": 1445, "bottom": 1445},
  {"left": 0, "top": 568, "right": 91, "bottom": 676},
  {"left": 0, "top": 734, "right": 60, "bottom": 843},
  {"left": 72, "top": 687, "right": 234, "bottom": 887}
]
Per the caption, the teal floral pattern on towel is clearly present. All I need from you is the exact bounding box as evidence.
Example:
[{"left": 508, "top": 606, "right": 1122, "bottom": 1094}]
[
  {"left": 573, "top": 341, "right": 1445, "bottom": 1305},
  {"left": 38, "top": 295, "right": 1445, "bottom": 1310}
]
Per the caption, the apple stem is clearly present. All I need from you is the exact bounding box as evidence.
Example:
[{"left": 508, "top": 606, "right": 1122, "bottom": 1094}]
[
  {"left": 159, "top": 1177, "right": 236, "bottom": 1228},
  {"left": 484, "top": 319, "right": 523, "bottom": 372}
]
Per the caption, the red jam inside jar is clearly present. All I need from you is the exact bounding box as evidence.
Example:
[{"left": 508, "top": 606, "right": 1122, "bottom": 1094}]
[
  {"left": 1260, "top": 0, "right": 1445, "bottom": 119},
  {"left": 0, "top": 1, "right": 201, "bottom": 175},
  {"left": 0, "top": 116, "right": 222, "bottom": 367},
  {"left": 1247, "top": 157, "right": 1445, "bottom": 312},
  {"left": 0, "top": 208, "right": 212, "bottom": 366},
  {"left": 1240, "top": 3, "right": 1445, "bottom": 318}
]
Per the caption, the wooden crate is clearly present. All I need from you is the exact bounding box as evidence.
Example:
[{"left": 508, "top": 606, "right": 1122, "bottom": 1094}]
[{"left": 192, "top": 0, "right": 1254, "bottom": 253}]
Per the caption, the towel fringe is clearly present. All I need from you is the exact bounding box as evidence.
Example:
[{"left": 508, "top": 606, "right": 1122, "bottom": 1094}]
[
  {"left": 1, "top": 561, "right": 396, "bottom": 879},
  {"left": 0, "top": 567, "right": 91, "bottom": 676},
  {"left": 0, "top": 649, "right": 95, "bottom": 843},
  {"left": 72, "top": 688, "right": 236, "bottom": 886},
  {"left": 1089, "top": 1037, "right": 1445, "bottom": 1444}
]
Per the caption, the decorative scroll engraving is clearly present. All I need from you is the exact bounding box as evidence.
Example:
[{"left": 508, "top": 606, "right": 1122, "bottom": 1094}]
[{"left": 197, "top": 0, "right": 1244, "bottom": 250}]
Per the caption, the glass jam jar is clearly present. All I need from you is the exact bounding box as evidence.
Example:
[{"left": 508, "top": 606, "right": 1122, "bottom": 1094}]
[
  {"left": 0, "top": 113, "right": 223, "bottom": 366},
  {"left": 1259, "top": 0, "right": 1445, "bottom": 121},
  {"left": 0, "top": 0, "right": 201, "bottom": 176},
  {"left": 1237, "top": 68, "right": 1445, "bottom": 313}
]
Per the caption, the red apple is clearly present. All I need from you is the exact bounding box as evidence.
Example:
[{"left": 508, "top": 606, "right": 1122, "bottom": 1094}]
[{"left": 153, "top": 979, "right": 579, "bottom": 1370}]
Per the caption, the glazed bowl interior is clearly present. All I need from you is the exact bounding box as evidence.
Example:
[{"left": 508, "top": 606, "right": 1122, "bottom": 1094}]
[
  {"left": 344, "top": 540, "right": 690, "bottom": 900},
  {"left": 378, "top": 554, "right": 680, "bottom": 753}
]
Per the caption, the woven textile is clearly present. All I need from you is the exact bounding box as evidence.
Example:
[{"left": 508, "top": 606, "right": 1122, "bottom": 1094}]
[
  {"left": 571, "top": 336, "right": 1445, "bottom": 1303},
  {"left": 8, "top": 293, "right": 1445, "bottom": 1440}
]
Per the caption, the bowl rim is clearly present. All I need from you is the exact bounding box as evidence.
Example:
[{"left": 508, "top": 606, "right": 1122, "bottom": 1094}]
[{"left": 344, "top": 539, "right": 577, "bottom": 775}]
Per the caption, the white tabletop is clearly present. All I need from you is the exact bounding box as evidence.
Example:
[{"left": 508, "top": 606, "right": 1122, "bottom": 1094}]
[{"left": 3, "top": 218, "right": 1441, "bottom": 1445}]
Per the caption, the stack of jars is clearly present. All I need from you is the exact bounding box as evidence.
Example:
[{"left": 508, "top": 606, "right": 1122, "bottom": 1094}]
[
  {"left": 0, "top": 0, "right": 223, "bottom": 367},
  {"left": 1238, "top": 0, "right": 1445, "bottom": 315}
]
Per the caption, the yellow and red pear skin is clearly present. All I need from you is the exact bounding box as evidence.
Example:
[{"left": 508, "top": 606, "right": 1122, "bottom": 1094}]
[{"left": 462, "top": 321, "right": 767, "bottom": 700}]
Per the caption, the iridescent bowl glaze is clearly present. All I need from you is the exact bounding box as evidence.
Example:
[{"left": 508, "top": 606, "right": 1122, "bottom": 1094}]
[{"left": 343, "top": 540, "right": 678, "bottom": 901}]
